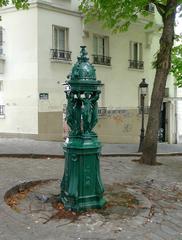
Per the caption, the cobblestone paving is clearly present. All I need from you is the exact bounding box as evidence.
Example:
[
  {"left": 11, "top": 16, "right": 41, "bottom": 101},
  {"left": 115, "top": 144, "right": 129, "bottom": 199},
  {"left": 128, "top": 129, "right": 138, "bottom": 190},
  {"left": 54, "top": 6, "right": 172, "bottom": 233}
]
[{"left": 0, "top": 156, "right": 182, "bottom": 240}]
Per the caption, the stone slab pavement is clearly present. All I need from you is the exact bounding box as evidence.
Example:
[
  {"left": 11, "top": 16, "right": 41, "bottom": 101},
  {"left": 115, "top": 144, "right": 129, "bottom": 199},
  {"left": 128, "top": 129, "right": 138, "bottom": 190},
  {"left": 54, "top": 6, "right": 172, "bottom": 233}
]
[
  {"left": 0, "top": 155, "right": 182, "bottom": 240},
  {"left": 0, "top": 138, "right": 182, "bottom": 156}
]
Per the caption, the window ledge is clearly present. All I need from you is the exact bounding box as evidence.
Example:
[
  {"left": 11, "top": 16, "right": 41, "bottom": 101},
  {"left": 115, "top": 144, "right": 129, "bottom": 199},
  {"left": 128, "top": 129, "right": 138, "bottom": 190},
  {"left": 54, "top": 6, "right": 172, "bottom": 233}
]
[
  {"left": 51, "top": 59, "right": 72, "bottom": 64},
  {"left": 93, "top": 64, "right": 112, "bottom": 69},
  {"left": 128, "top": 67, "right": 144, "bottom": 72}
]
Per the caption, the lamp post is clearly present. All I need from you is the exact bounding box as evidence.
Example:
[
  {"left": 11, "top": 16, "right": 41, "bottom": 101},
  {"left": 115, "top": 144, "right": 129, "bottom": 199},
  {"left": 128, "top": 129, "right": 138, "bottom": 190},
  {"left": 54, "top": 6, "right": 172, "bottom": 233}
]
[{"left": 138, "top": 78, "right": 148, "bottom": 152}]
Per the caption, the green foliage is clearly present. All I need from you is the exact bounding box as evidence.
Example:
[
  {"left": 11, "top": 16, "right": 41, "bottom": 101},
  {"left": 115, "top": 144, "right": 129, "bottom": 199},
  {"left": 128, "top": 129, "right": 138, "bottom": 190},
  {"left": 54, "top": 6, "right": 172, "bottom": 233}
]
[
  {"left": 171, "top": 42, "right": 182, "bottom": 87},
  {"left": 80, "top": 0, "right": 182, "bottom": 89},
  {"left": 79, "top": 0, "right": 153, "bottom": 32},
  {"left": 144, "top": 21, "right": 154, "bottom": 29},
  {"left": 153, "top": 40, "right": 182, "bottom": 84},
  {"left": 0, "top": 0, "right": 29, "bottom": 9},
  {"left": 80, "top": 0, "right": 182, "bottom": 32}
]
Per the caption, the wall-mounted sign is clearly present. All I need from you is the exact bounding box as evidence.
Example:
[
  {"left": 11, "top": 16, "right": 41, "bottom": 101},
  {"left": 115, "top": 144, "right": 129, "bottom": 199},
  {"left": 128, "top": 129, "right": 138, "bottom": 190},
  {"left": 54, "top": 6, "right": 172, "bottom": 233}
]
[{"left": 39, "top": 93, "right": 49, "bottom": 100}]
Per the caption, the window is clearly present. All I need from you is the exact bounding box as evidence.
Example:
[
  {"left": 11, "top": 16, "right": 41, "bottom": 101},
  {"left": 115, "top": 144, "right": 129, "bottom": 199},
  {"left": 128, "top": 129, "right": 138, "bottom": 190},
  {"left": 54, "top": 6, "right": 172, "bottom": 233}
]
[
  {"left": 129, "top": 41, "right": 144, "bottom": 70},
  {"left": 50, "top": 25, "right": 71, "bottom": 61},
  {"left": 92, "top": 35, "right": 111, "bottom": 66},
  {"left": 53, "top": 25, "right": 68, "bottom": 50},
  {"left": 145, "top": 3, "right": 155, "bottom": 13}
]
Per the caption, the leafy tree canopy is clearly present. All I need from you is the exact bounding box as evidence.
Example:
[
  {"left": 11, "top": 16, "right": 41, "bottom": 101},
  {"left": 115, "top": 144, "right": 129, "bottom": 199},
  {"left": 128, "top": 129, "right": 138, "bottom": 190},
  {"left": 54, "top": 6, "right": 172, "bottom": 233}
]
[
  {"left": 171, "top": 40, "right": 182, "bottom": 86},
  {"left": 80, "top": 0, "right": 182, "bottom": 86},
  {"left": 0, "top": 0, "right": 29, "bottom": 9},
  {"left": 80, "top": 0, "right": 182, "bottom": 32},
  {"left": 80, "top": 0, "right": 154, "bottom": 32}
]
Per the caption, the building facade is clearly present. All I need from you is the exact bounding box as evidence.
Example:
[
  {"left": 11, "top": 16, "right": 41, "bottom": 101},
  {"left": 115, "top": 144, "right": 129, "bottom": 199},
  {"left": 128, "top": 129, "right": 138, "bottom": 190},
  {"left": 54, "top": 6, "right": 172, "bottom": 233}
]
[{"left": 0, "top": 0, "right": 177, "bottom": 143}]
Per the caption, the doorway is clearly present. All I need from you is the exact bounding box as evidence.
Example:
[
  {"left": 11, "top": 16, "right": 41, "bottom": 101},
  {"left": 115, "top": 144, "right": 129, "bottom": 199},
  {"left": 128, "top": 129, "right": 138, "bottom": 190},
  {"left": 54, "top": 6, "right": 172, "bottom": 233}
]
[{"left": 159, "top": 102, "right": 168, "bottom": 142}]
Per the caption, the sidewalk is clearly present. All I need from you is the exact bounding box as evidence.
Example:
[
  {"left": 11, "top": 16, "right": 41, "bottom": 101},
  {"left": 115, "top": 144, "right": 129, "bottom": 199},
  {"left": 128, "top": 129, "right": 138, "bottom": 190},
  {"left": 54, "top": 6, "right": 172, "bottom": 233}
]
[
  {"left": 0, "top": 137, "right": 182, "bottom": 156},
  {"left": 0, "top": 138, "right": 182, "bottom": 239},
  {"left": 0, "top": 155, "right": 182, "bottom": 240}
]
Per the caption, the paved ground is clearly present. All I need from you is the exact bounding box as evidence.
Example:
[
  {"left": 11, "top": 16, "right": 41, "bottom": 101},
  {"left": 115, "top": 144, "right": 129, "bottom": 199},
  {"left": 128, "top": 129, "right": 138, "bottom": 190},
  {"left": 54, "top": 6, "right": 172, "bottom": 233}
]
[
  {"left": 0, "top": 155, "right": 182, "bottom": 240},
  {"left": 0, "top": 138, "right": 182, "bottom": 239},
  {"left": 0, "top": 138, "right": 182, "bottom": 156}
]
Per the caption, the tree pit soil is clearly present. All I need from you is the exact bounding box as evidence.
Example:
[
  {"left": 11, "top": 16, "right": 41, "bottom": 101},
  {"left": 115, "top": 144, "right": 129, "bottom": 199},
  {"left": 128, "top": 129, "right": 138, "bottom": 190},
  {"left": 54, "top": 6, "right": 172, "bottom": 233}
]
[{"left": 4, "top": 179, "right": 149, "bottom": 224}]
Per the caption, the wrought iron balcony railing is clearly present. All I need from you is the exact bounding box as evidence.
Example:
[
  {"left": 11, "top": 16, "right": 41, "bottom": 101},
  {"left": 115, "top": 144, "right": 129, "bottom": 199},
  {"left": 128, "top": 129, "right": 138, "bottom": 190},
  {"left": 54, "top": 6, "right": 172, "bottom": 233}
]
[
  {"left": 92, "top": 54, "right": 111, "bottom": 66},
  {"left": 0, "top": 105, "right": 5, "bottom": 115},
  {"left": 50, "top": 49, "right": 72, "bottom": 61},
  {"left": 128, "top": 60, "right": 144, "bottom": 70}
]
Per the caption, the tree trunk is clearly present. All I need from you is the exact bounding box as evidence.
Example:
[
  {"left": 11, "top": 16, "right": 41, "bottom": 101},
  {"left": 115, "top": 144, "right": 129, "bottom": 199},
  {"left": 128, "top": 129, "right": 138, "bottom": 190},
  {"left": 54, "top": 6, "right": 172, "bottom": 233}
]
[{"left": 140, "top": 0, "right": 177, "bottom": 165}]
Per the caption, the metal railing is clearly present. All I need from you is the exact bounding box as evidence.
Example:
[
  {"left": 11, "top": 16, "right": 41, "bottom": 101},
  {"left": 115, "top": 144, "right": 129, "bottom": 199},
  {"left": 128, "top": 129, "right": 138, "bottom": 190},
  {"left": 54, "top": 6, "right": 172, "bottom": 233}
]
[
  {"left": 50, "top": 49, "right": 72, "bottom": 61},
  {"left": 128, "top": 60, "right": 144, "bottom": 70},
  {"left": 0, "top": 105, "right": 5, "bottom": 115},
  {"left": 92, "top": 54, "right": 111, "bottom": 66}
]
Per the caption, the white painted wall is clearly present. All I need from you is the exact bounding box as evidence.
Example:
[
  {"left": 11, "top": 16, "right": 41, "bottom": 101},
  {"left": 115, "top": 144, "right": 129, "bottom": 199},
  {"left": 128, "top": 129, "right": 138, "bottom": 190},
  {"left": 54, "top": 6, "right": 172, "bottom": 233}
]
[
  {"left": 0, "top": 1, "right": 176, "bottom": 142},
  {"left": 83, "top": 20, "right": 176, "bottom": 143},
  {"left": 0, "top": 8, "right": 38, "bottom": 134},
  {"left": 176, "top": 88, "right": 182, "bottom": 143},
  {"left": 37, "top": 5, "right": 83, "bottom": 112},
  {"left": 36, "top": 0, "right": 73, "bottom": 11},
  {"left": 83, "top": 22, "right": 158, "bottom": 109}
]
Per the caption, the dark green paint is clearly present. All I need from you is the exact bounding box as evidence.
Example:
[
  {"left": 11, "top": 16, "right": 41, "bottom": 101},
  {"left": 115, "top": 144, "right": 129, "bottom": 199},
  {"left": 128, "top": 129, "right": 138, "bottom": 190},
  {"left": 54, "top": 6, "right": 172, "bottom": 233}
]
[{"left": 60, "top": 46, "right": 106, "bottom": 211}]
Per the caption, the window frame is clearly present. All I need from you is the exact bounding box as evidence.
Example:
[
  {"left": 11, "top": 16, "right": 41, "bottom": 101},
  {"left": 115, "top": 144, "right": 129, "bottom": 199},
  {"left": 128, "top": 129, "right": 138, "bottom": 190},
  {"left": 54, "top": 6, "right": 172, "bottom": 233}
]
[
  {"left": 130, "top": 41, "right": 143, "bottom": 62},
  {"left": 92, "top": 34, "right": 111, "bottom": 66},
  {"left": 93, "top": 34, "right": 109, "bottom": 57},
  {"left": 51, "top": 25, "right": 71, "bottom": 62},
  {"left": 52, "top": 25, "right": 69, "bottom": 51},
  {"left": 129, "top": 41, "right": 144, "bottom": 70},
  {"left": 146, "top": 3, "right": 155, "bottom": 13}
]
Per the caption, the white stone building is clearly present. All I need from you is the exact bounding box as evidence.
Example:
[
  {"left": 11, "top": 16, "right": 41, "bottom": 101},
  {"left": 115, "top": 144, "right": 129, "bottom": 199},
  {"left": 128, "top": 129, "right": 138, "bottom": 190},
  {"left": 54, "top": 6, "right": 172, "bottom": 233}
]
[{"left": 0, "top": 0, "right": 177, "bottom": 143}]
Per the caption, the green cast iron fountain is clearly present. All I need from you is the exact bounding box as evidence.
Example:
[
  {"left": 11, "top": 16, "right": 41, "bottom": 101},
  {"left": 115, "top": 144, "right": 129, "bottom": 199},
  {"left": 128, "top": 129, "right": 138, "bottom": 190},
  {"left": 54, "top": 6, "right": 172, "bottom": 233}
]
[{"left": 60, "top": 46, "right": 106, "bottom": 211}]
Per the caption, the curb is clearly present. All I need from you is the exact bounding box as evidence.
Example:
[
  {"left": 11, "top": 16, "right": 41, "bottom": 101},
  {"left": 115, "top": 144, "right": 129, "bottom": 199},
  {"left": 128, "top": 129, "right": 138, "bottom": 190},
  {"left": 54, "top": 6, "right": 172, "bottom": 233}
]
[
  {"left": 0, "top": 154, "right": 64, "bottom": 159},
  {"left": 102, "top": 152, "right": 182, "bottom": 157},
  {"left": 0, "top": 152, "right": 182, "bottom": 158}
]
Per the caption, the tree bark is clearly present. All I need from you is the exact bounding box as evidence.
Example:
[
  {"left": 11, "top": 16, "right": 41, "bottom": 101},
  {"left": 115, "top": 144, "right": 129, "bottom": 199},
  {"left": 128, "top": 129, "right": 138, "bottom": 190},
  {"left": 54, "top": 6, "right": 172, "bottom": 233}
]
[{"left": 140, "top": 0, "right": 177, "bottom": 165}]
